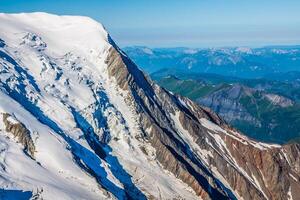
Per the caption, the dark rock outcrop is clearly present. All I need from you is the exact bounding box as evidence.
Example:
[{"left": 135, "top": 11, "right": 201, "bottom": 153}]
[{"left": 2, "top": 113, "right": 35, "bottom": 157}]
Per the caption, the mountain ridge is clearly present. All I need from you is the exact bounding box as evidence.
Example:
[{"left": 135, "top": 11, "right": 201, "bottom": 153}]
[
  {"left": 123, "top": 45, "right": 300, "bottom": 78},
  {"left": 0, "top": 12, "right": 299, "bottom": 200},
  {"left": 152, "top": 72, "right": 300, "bottom": 144}
]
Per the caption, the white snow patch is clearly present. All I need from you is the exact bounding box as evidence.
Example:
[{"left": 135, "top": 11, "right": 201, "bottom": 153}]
[
  {"left": 200, "top": 118, "right": 281, "bottom": 150},
  {"left": 200, "top": 118, "right": 227, "bottom": 133},
  {"left": 289, "top": 173, "right": 298, "bottom": 182},
  {"left": 6, "top": 115, "right": 19, "bottom": 125},
  {"left": 281, "top": 149, "right": 291, "bottom": 165},
  {"left": 287, "top": 186, "right": 293, "bottom": 200}
]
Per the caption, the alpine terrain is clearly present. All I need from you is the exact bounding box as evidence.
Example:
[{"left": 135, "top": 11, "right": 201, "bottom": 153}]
[
  {"left": 0, "top": 13, "right": 299, "bottom": 200},
  {"left": 154, "top": 75, "right": 300, "bottom": 144}
]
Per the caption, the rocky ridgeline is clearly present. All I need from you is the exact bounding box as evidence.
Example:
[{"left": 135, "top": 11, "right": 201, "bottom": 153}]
[{"left": 106, "top": 45, "right": 300, "bottom": 199}]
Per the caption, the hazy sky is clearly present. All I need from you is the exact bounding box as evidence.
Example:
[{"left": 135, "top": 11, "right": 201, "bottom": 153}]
[{"left": 1, "top": 0, "right": 299, "bottom": 47}]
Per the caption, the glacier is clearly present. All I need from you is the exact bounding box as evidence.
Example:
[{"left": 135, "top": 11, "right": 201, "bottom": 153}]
[{"left": 0, "top": 12, "right": 299, "bottom": 200}]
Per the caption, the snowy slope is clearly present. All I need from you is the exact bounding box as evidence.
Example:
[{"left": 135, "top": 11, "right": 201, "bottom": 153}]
[
  {"left": 0, "top": 12, "right": 198, "bottom": 199},
  {"left": 0, "top": 12, "right": 299, "bottom": 200}
]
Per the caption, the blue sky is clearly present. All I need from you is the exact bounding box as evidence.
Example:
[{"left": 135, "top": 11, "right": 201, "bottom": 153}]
[{"left": 0, "top": 0, "right": 299, "bottom": 47}]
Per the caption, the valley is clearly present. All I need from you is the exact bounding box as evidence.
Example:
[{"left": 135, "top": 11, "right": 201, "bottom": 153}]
[{"left": 124, "top": 46, "right": 300, "bottom": 144}]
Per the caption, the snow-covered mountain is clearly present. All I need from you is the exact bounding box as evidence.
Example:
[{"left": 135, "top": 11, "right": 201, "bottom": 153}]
[{"left": 0, "top": 13, "right": 299, "bottom": 200}]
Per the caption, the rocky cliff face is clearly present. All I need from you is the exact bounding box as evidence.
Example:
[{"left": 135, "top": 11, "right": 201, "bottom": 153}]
[
  {"left": 0, "top": 13, "right": 299, "bottom": 200},
  {"left": 106, "top": 45, "right": 300, "bottom": 200},
  {"left": 198, "top": 85, "right": 258, "bottom": 124},
  {"left": 198, "top": 85, "right": 294, "bottom": 124},
  {"left": 264, "top": 94, "right": 293, "bottom": 107},
  {"left": 197, "top": 84, "right": 299, "bottom": 143}
]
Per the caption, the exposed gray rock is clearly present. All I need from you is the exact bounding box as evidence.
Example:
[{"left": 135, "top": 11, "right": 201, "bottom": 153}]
[
  {"left": 263, "top": 93, "right": 294, "bottom": 107},
  {"left": 198, "top": 85, "right": 259, "bottom": 125},
  {"left": 2, "top": 113, "right": 35, "bottom": 157}
]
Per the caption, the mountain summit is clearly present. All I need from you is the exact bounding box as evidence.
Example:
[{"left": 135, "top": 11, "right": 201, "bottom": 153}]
[{"left": 0, "top": 13, "right": 299, "bottom": 200}]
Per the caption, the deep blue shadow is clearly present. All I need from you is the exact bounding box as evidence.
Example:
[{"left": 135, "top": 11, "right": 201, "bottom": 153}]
[
  {"left": 0, "top": 50, "right": 40, "bottom": 92},
  {"left": 0, "top": 38, "right": 5, "bottom": 48},
  {"left": 0, "top": 189, "right": 32, "bottom": 200}
]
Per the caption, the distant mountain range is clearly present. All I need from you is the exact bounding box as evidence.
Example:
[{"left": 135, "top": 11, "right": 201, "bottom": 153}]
[
  {"left": 123, "top": 46, "right": 300, "bottom": 78},
  {"left": 123, "top": 46, "right": 300, "bottom": 144}
]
